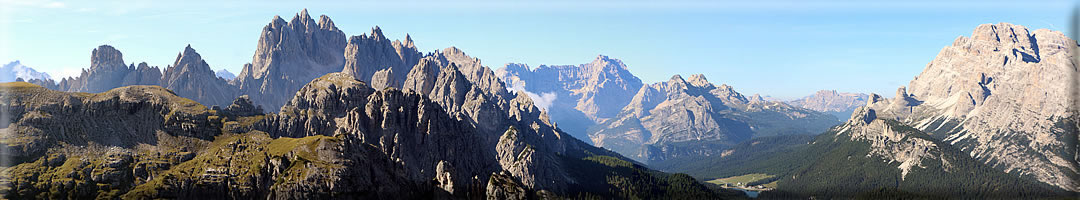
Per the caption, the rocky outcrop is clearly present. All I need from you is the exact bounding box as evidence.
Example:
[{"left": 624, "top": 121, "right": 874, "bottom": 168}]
[
  {"left": 234, "top": 9, "right": 347, "bottom": 110},
  {"left": 589, "top": 74, "right": 838, "bottom": 163},
  {"left": 160, "top": 45, "right": 239, "bottom": 106},
  {"left": 787, "top": 90, "right": 868, "bottom": 120},
  {"left": 495, "top": 55, "right": 643, "bottom": 142},
  {"left": 340, "top": 27, "right": 422, "bottom": 89},
  {"left": 0, "top": 82, "right": 222, "bottom": 165},
  {"left": 867, "top": 23, "right": 1078, "bottom": 191}
]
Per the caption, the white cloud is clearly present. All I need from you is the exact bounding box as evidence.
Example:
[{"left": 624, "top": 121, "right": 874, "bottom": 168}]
[{"left": 507, "top": 81, "right": 557, "bottom": 111}]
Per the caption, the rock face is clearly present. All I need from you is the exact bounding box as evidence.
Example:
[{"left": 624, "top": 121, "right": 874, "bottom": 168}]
[
  {"left": 59, "top": 45, "right": 163, "bottom": 93},
  {"left": 234, "top": 9, "right": 347, "bottom": 110},
  {"left": 787, "top": 90, "right": 868, "bottom": 120},
  {"left": 863, "top": 23, "right": 1078, "bottom": 191},
  {"left": 340, "top": 27, "right": 422, "bottom": 89},
  {"left": 495, "top": 55, "right": 644, "bottom": 143},
  {"left": 0, "top": 61, "right": 52, "bottom": 82},
  {"left": 160, "top": 45, "right": 239, "bottom": 106},
  {"left": 589, "top": 74, "right": 839, "bottom": 163}
]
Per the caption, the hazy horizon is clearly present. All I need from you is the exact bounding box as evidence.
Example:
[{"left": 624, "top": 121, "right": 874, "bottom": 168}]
[{"left": 0, "top": 0, "right": 1073, "bottom": 99}]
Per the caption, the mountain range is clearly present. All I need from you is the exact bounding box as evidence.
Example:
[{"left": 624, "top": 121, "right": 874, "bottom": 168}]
[
  {"left": 787, "top": 90, "right": 869, "bottom": 120},
  {"left": 652, "top": 22, "right": 1080, "bottom": 196},
  {"left": 0, "top": 9, "right": 748, "bottom": 199},
  {"left": 2, "top": 7, "right": 1077, "bottom": 198}
]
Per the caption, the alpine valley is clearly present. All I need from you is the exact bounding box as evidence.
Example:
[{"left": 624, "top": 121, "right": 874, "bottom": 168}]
[{"left": 1, "top": 8, "right": 1078, "bottom": 200}]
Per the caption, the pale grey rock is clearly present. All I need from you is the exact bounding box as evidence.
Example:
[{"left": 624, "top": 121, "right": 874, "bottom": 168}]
[
  {"left": 870, "top": 23, "right": 1078, "bottom": 191},
  {"left": 402, "top": 57, "right": 441, "bottom": 95},
  {"left": 369, "top": 68, "right": 395, "bottom": 90},
  {"left": 234, "top": 9, "right": 347, "bottom": 110},
  {"left": 435, "top": 160, "right": 456, "bottom": 194},
  {"left": 340, "top": 27, "right": 421, "bottom": 89},
  {"left": 160, "top": 45, "right": 239, "bottom": 107},
  {"left": 485, "top": 172, "right": 527, "bottom": 200}
]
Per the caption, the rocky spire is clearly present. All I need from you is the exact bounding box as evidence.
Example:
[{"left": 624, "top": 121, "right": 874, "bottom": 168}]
[
  {"left": 161, "top": 45, "right": 238, "bottom": 106},
  {"left": 342, "top": 26, "right": 422, "bottom": 89},
  {"left": 89, "top": 45, "right": 126, "bottom": 72},
  {"left": 234, "top": 9, "right": 347, "bottom": 110}
]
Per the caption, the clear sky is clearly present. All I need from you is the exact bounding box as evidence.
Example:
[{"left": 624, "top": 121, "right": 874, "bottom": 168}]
[{"left": 0, "top": 0, "right": 1074, "bottom": 99}]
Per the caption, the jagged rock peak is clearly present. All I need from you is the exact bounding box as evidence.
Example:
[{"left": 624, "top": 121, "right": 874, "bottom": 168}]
[
  {"left": 441, "top": 46, "right": 480, "bottom": 64},
  {"left": 969, "top": 22, "right": 1033, "bottom": 44},
  {"left": 503, "top": 63, "right": 530, "bottom": 72},
  {"left": 687, "top": 74, "right": 710, "bottom": 87},
  {"left": 172, "top": 44, "right": 204, "bottom": 69},
  {"left": 90, "top": 45, "right": 125, "bottom": 71},
  {"left": 365, "top": 26, "right": 386, "bottom": 41},
  {"left": 318, "top": 15, "right": 336, "bottom": 31},
  {"left": 668, "top": 74, "right": 685, "bottom": 82},
  {"left": 586, "top": 54, "right": 629, "bottom": 71},
  {"left": 298, "top": 8, "right": 309, "bottom": 19},
  {"left": 866, "top": 93, "right": 885, "bottom": 106},
  {"left": 404, "top": 34, "right": 414, "bottom": 48},
  {"left": 291, "top": 8, "right": 313, "bottom": 25}
]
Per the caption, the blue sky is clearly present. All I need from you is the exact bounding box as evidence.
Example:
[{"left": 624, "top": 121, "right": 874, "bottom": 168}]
[{"left": 0, "top": 0, "right": 1074, "bottom": 99}]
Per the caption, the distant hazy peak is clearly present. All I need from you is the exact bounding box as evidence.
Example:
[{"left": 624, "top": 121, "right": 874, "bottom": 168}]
[
  {"left": 1, "top": 60, "right": 53, "bottom": 82},
  {"left": 215, "top": 69, "right": 236, "bottom": 80}
]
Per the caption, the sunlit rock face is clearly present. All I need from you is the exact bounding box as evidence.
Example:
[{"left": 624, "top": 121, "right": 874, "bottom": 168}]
[
  {"left": 871, "top": 23, "right": 1079, "bottom": 191},
  {"left": 495, "top": 55, "right": 644, "bottom": 143},
  {"left": 234, "top": 9, "right": 348, "bottom": 110}
]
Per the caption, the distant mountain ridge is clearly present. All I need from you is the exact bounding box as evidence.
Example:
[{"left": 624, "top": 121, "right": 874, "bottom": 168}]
[
  {"left": 588, "top": 74, "right": 839, "bottom": 163},
  {"left": 0, "top": 61, "right": 52, "bottom": 82},
  {"left": 215, "top": 69, "right": 235, "bottom": 80},
  {"left": 495, "top": 55, "right": 644, "bottom": 143},
  {"left": 787, "top": 90, "right": 869, "bottom": 120}
]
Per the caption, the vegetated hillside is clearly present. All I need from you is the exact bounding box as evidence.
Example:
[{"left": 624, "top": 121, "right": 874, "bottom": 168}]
[{"left": 651, "top": 134, "right": 815, "bottom": 180}]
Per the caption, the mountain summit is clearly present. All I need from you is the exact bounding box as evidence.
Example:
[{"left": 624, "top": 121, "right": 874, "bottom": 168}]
[
  {"left": 234, "top": 9, "right": 348, "bottom": 110},
  {"left": 872, "top": 22, "right": 1078, "bottom": 191},
  {"left": 495, "top": 55, "right": 644, "bottom": 142}
]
